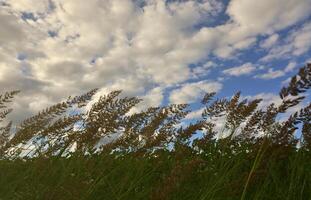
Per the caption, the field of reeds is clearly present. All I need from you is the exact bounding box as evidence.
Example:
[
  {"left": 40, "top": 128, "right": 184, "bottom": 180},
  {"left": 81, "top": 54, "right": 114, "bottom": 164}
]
[{"left": 0, "top": 64, "right": 310, "bottom": 200}]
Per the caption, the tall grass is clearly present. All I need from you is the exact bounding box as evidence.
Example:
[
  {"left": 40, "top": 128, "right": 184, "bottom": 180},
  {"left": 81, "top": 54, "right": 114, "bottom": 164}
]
[{"left": 0, "top": 64, "right": 310, "bottom": 199}]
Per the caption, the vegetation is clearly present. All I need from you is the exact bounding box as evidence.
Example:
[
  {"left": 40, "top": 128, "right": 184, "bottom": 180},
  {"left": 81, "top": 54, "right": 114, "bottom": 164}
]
[{"left": 0, "top": 64, "right": 310, "bottom": 200}]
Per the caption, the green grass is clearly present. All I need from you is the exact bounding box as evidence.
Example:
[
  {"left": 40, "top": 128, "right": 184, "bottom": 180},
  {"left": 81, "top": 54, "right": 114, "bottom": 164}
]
[
  {"left": 0, "top": 64, "right": 310, "bottom": 199},
  {"left": 0, "top": 143, "right": 310, "bottom": 200}
]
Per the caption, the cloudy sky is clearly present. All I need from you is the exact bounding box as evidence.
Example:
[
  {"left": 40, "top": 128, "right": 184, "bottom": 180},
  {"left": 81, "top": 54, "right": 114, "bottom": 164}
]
[{"left": 0, "top": 0, "right": 311, "bottom": 121}]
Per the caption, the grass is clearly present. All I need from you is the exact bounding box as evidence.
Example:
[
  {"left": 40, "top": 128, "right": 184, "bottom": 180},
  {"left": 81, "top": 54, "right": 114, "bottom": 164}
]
[
  {"left": 0, "top": 142, "right": 310, "bottom": 200},
  {"left": 0, "top": 63, "right": 310, "bottom": 199}
]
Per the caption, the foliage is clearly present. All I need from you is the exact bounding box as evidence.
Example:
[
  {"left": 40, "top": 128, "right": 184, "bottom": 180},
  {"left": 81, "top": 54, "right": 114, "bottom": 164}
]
[{"left": 0, "top": 64, "right": 310, "bottom": 199}]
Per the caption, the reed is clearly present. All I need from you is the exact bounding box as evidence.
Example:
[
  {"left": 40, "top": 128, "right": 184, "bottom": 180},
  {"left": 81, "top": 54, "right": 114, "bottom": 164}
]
[{"left": 0, "top": 64, "right": 310, "bottom": 199}]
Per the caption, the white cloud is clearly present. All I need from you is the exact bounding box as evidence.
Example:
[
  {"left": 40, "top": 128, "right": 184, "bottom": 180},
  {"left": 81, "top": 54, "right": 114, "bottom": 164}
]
[
  {"left": 0, "top": 0, "right": 310, "bottom": 121},
  {"left": 227, "top": 0, "right": 311, "bottom": 35},
  {"left": 281, "top": 77, "right": 292, "bottom": 86},
  {"left": 221, "top": 0, "right": 311, "bottom": 59},
  {"left": 1, "top": 0, "right": 224, "bottom": 119},
  {"left": 128, "top": 87, "right": 164, "bottom": 114},
  {"left": 169, "top": 81, "right": 222, "bottom": 104},
  {"left": 245, "top": 93, "right": 282, "bottom": 110},
  {"left": 233, "top": 37, "right": 257, "bottom": 50},
  {"left": 260, "top": 34, "right": 279, "bottom": 49},
  {"left": 255, "top": 62, "right": 297, "bottom": 80},
  {"left": 223, "top": 63, "right": 256, "bottom": 76},
  {"left": 191, "top": 61, "right": 216, "bottom": 79},
  {"left": 185, "top": 108, "right": 204, "bottom": 120},
  {"left": 291, "top": 22, "right": 311, "bottom": 56},
  {"left": 245, "top": 93, "right": 306, "bottom": 122},
  {"left": 284, "top": 62, "right": 297, "bottom": 72},
  {"left": 255, "top": 68, "right": 285, "bottom": 79},
  {"left": 261, "top": 22, "right": 311, "bottom": 62}
]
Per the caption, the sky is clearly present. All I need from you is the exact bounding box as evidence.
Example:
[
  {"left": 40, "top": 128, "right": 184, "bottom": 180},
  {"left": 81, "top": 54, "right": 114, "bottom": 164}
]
[{"left": 0, "top": 0, "right": 311, "bottom": 122}]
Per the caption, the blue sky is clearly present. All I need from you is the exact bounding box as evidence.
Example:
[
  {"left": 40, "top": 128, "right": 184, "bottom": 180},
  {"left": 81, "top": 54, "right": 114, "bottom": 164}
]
[{"left": 0, "top": 0, "right": 310, "bottom": 121}]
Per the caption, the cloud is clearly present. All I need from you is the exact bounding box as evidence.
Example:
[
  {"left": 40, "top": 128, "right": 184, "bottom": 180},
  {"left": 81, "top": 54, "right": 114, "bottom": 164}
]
[
  {"left": 0, "top": 0, "right": 310, "bottom": 121},
  {"left": 290, "top": 22, "right": 311, "bottom": 56},
  {"left": 244, "top": 93, "right": 282, "bottom": 110},
  {"left": 185, "top": 108, "right": 205, "bottom": 120},
  {"left": 255, "top": 62, "right": 297, "bottom": 80},
  {"left": 233, "top": 37, "right": 257, "bottom": 50},
  {"left": 260, "top": 34, "right": 279, "bottom": 49},
  {"left": 128, "top": 87, "right": 164, "bottom": 114},
  {"left": 191, "top": 61, "right": 216, "bottom": 79},
  {"left": 245, "top": 93, "right": 306, "bottom": 122},
  {"left": 220, "top": 0, "right": 311, "bottom": 59},
  {"left": 261, "top": 22, "right": 311, "bottom": 62},
  {"left": 223, "top": 63, "right": 256, "bottom": 76},
  {"left": 0, "top": 9, "right": 25, "bottom": 47},
  {"left": 169, "top": 81, "right": 222, "bottom": 104},
  {"left": 1, "top": 0, "right": 219, "bottom": 119},
  {"left": 284, "top": 62, "right": 297, "bottom": 72},
  {"left": 255, "top": 68, "right": 285, "bottom": 79},
  {"left": 227, "top": 0, "right": 311, "bottom": 35}
]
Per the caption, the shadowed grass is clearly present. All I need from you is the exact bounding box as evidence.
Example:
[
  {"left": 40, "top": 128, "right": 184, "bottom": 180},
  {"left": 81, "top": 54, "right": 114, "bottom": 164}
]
[{"left": 0, "top": 146, "right": 310, "bottom": 200}]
